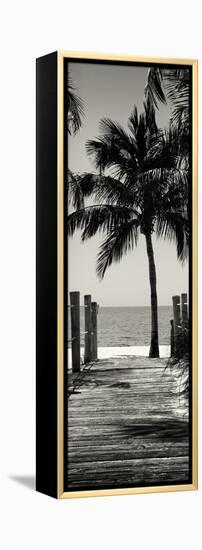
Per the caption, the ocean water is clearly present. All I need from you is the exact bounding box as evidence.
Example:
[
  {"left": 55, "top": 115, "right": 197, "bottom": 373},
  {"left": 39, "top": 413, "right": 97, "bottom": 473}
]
[{"left": 68, "top": 306, "right": 172, "bottom": 348}]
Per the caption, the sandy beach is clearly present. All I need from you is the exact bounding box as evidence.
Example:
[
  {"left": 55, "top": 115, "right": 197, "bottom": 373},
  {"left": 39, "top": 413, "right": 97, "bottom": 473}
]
[{"left": 68, "top": 344, "right": 170, "bottom": 368}]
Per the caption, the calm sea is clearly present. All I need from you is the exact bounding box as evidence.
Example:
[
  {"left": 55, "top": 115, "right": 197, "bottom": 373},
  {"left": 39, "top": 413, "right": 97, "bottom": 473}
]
[{"left": 68, "top": 306, "right": 172, "bottom": 347}]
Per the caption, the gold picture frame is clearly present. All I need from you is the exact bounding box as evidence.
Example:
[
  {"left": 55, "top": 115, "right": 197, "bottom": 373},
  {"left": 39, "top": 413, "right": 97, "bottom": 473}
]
[{"left": 36, "top": 51, "right": 198, "bottom": 499}]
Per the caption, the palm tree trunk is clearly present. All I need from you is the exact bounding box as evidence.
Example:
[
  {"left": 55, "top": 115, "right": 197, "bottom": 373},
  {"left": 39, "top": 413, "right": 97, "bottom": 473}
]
[{"left": 145, "top": 232, "right": 159, "bottom": 358}]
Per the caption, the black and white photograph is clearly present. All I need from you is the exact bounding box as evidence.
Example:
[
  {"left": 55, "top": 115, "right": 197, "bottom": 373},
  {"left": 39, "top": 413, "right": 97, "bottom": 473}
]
[{"left": 65, "top": 59, "right": 192, "bottom": 492}]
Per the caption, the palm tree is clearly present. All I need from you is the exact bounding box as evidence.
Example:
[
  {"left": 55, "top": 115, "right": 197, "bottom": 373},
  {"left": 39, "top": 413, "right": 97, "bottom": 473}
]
[
  {"left": 67, "top": 75, "right": 84, "bottom": 135},
  {"left": 67, "top": 101, "right": 188, "bottom": 358}
]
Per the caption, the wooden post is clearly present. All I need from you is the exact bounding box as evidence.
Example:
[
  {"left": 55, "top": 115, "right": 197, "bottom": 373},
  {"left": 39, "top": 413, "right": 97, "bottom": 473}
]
[
  {"left": 84, "top": 295, "right": 92, "bottom": 363},
  {"left": 172, "top": 295, "right": 181, "bottom": 356},
  {"left": 70, "top": 291, "right": 80, "bottom": 372},
  {"left": 181, "top": 293, "right": 188, "bottom": 330},
  {"left": 170, "top": 319, "right": 174, "bottom": 357},
  {"left": 91, "top": 302, "right": 98, "bottom": 361}
]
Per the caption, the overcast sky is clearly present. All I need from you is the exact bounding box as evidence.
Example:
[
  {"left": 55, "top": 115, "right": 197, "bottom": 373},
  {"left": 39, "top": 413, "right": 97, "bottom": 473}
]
[{"left": 68, "top": 62, "right": 188, "bottom": 307}]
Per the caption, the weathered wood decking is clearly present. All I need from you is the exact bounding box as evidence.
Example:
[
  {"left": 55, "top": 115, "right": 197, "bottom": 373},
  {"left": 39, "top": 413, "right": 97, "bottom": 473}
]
[{"left": 67, "top": 356, "right": 190, "bottom": 490}]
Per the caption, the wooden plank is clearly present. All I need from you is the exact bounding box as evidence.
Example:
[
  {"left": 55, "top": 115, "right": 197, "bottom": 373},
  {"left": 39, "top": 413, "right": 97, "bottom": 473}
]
[
  {"left": 84, "top": 295, "right": 92, "bottom": 363},
  {"left": 181, "top": 293, "right": 188, "bottom": 329},
  {"left": 172, "top": 295, "right": 181, "bottom": 355},
  {"left": 70, "top": 291, "right": 80, "bottom": 373},
  {"left": 91, "top": 302, "right": 98, "bottom": 360},
  {"left": 170, "top": 319, "right": 174, "bottom": 356}
]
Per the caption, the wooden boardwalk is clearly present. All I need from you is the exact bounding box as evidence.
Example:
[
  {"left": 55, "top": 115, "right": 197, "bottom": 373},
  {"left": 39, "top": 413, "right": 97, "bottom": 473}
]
[{"left": 67, "top": 356, "right": 190, "bottom": 490}]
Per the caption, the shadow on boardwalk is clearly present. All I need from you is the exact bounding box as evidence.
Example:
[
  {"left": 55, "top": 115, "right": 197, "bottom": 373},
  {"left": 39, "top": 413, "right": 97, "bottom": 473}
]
[
  {"left": 67, "top": 356, "right": 190, "bottom": 491},
  {"left": 119, "top": 418, "right": 188, "bottom": 441}
]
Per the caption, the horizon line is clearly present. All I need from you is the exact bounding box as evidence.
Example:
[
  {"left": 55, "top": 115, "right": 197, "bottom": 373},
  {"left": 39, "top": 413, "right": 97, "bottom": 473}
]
[{"left": 77, "top": 304, "right": 174, "bottom": 308}]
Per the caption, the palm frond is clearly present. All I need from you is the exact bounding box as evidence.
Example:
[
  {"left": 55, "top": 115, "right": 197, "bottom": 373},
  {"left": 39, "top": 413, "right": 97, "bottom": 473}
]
[
  {"left": 128, "top": 106, "right": 139, "bottom": 136},
  {"left": 165, "top": 69, "right": 190, "bottom": 129},
  {"left": 86, "top": 133, "right": 139, "bottom": 179},
  {"left": 143, "top": 96, "right": 158, "bottom": 135},
  {"left": 67, "top": 75, "right": 84, "bottom": 135},
  {"left": 146, "top": 126, "right": 188, "bottom": 170},
  {"left": 145, "top": 67, "right": 166, "bottom": 109},
  {"left": 79, "top": 173, "right": 137, "bottom": 207},
  {"left": 67, "top": 204, "right": 138, "bottom": 241},
  {"left": 99, "top": 118, "right": 136, "bottom": 157},
  {"left": 68, "top": 170, "right": 84, "bottom": 210},
  {"left": 86, "top": 137, "right": 111, "bottom": 171},
  {"left": 96, "top": 220, "right": 140, "bottom": 279},
  {"left": 145, "top": 67, "right": 190, "bottom": 135},
  {"left": 135, "top": 114, "right": 147, "bottom": 163},
  {"left": 156, "top": 211, "right": 188, "bottom": 262}
]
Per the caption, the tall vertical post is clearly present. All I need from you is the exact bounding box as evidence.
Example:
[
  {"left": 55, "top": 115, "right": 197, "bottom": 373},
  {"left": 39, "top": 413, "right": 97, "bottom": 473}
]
[
  {"left": 91, "top": 302, "right": 98, "bottom": 361},
  {"left": 181, "top": 293, "right": 188, "bottom": 330},
  {"left": 70, "top": 291, "right": 80, "bottom": 373},
  {"left": 170, "top": 319, "right": 174, "bottom": 357},
  {"left": 84, "top": 294, "right": 92, "bottom": 363},
  {"left": 172, "top": 295, "right": 181, "bottom": 356}
]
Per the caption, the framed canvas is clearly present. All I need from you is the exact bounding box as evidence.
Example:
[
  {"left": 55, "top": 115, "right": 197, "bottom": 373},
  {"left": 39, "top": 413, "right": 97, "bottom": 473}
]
[{"left": 36, "top": 51, "right": 198, "bottom": 499}]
